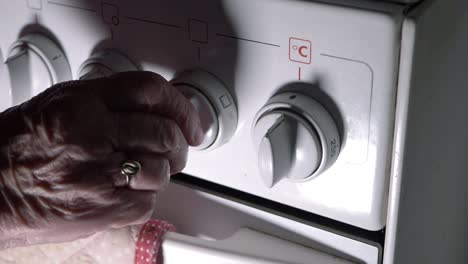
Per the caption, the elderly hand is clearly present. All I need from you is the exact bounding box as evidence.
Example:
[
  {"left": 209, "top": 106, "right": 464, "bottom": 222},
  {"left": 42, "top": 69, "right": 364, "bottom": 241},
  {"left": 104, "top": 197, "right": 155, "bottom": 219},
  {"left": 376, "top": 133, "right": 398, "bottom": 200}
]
[{"left": 0, "top": 71, "right": 203, "bottom": 249}]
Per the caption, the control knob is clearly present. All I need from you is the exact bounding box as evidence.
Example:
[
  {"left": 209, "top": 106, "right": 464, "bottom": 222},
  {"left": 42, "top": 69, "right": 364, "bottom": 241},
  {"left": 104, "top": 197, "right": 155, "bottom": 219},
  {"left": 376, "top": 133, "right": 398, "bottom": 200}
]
[
  {"left": 79, "top": 52, "right": 238, "bottom": 150},
  {"left": 79, "top": 49, "right": 139, "bottom": 79},
  {"left": 253, "top": 92, "right": 340, "bottom": 187},
  {"left": 172, "top": 70, "right": 238, "bottom": 150},
  {"left": 6, "top": 34, "right": 72, "bottom": 105}
]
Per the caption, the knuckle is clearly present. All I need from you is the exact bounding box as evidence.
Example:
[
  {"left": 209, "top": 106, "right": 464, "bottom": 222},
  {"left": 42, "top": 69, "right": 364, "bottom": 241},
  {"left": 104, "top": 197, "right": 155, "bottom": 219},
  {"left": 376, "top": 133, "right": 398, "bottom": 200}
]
[
  {"left": 176, "top": 99, "right": 191, "bottom": 122},
  {"left": 166, "top": 123, "right": 179, "bottom": 146},
  {"left": 170, "top": 150, "right": 188, "bottom": 174},
  {"left": 156, "top": 160, "right": 171, "bottom": 188},
  {"left": 136, "top": 72, "right": 168, "bottom": 108},
  {"left": 158, "top": 120, "right": 180, "bottom": 150},
  {"left": 143, "top": 72, "right": 167, "bottom": 93},
  {"left": 146, "top": 71, "right": 167, "bottom": 85}
]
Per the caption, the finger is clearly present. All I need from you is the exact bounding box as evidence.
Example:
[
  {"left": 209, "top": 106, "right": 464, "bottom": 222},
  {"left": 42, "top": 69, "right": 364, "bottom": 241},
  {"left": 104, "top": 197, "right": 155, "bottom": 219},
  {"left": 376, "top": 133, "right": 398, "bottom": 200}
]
[
  {"left": 127, "top": 153, "right": 171, "bottom": 191},
  {"left": 113, "top": 112, "right": 189, "bottom": 155},
  {"left": 109, "top": 152, "right": 174, "bottom": 191},
  {"left": 110, "top": 189, "right": 158, "bottom": 228},
  {"left": 163, "top": 148, "right": 188, "bottom": 174},
  {"left": 95, "top": 71, "right": 204, "bottom": 146}
]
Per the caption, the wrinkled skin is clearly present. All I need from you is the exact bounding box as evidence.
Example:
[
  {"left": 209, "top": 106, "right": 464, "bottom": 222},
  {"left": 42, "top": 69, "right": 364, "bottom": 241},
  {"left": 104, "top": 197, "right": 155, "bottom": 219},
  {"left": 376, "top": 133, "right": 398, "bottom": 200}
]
[{"left": 0, "top": 71, "right": 203, "bottom": 249}]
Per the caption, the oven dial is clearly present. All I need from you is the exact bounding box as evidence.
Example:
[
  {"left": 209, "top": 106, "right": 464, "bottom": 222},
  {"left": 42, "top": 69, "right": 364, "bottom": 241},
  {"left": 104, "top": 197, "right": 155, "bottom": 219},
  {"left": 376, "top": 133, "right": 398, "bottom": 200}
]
[
  {"left": 80, "top": 52, "right": 238, "bottom": 150},
  {"left": 79, "top": 49, "right": 139, "bottom": 79},
  {"left": 6, "top": 34, "right": 71, "bottom": 105},
  {"left": 253, "top": 92, "right": 340, "bottom": 188},
  {"left": 172, "top": 70, "right": 238, "bottom": 150}
]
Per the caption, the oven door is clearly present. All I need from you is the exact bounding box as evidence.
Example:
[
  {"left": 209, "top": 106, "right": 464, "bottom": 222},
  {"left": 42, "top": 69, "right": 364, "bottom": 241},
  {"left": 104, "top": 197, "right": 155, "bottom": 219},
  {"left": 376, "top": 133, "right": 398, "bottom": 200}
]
[{"left": 153, "top": 177, "right": 381, "bottom": 264}]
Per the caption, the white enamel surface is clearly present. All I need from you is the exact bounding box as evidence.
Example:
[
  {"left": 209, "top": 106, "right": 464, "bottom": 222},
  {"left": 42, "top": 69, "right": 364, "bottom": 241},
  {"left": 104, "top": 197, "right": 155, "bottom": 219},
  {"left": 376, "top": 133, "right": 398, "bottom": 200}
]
[
  {"left": 179, "top": 1, "right": 401, "bottom": 231},
  {"left": 383, "top": 16, "right": 416, "bottom": 264},
  {"left": 155, "top": 183, "right": 380, "bottom": 264},
  {"left": 0, "top": 0, "right": 402, "bottom": 231},
  {"left": 163, "top": 228, "right": 356, "bottom": 264},
  {"left": 385, "top": 0, "right": 468, "bottom": 263}
]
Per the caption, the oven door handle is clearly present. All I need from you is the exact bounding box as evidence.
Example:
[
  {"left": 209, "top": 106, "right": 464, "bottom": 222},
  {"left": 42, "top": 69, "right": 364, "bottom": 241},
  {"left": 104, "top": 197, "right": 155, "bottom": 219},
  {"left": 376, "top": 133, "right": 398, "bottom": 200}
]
[{"left": 162, "top": 228, "right": 356, "bottom": 264}]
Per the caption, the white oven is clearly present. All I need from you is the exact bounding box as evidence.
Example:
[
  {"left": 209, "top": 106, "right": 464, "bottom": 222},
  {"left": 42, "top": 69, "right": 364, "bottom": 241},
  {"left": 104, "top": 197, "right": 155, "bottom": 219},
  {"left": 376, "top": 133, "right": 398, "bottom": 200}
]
[{"left": 1, "top": 0, "right": 467, "bottom": 263}]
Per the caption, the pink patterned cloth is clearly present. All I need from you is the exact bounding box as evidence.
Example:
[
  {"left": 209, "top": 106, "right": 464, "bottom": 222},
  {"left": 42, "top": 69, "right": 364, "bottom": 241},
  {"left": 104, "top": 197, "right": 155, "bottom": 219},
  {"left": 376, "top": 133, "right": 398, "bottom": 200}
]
[{"left": 134, "top": 220, "right": 175, "bottom": 264}]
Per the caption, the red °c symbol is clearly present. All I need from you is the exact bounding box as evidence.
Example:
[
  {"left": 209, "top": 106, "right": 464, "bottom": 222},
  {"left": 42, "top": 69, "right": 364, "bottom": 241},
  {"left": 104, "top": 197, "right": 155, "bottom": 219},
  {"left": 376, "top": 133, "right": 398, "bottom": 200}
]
[
  {"left": 298, "top": 46, "right": 309, "bottom": 58},
  {"left": 289, "top": 38, "right": 312, "bottom": 64},
  {"left": 292, "top": 45, "right": 309, "bottom": 58}
]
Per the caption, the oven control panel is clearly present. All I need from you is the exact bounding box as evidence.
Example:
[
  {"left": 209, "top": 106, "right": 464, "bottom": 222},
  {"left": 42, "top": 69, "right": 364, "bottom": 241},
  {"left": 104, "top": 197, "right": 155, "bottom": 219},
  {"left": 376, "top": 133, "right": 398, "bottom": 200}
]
[{"left": 0, "top": 0, "right": 404, "bottom": 230}]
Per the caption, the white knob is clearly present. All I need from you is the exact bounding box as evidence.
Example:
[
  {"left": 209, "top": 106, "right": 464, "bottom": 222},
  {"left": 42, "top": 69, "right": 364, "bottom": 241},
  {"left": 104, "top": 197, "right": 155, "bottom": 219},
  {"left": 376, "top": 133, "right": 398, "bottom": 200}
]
[
  {"left": 253, "top": 93, "right": 340, "bottom": 187},
  {"left": 172, "top": 70, "right": 238, "bottom": 150},
  {"left": 6, "top": 34, "right": 71, "bottom": 105},
  {"left": 177, "top": 84, "right": 219, "bottom": 150},
  {"left": 257, "top": 113, "right": 322, "bottom": 188},
  {"left": 79, "top": 49, "right": 138, "bottom": 79}
]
